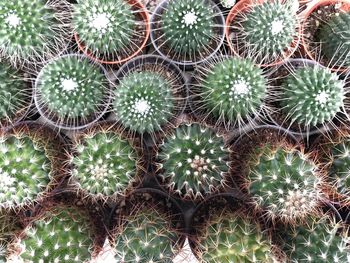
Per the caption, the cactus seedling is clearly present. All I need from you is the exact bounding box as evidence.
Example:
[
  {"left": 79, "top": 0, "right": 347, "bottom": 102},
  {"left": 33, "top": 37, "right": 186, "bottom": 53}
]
[
  {"left": 0, "top": 0, "right": 71, "bottom": 65},
  {"left": 35, "top": 55, "right": 110, "bottom": 128},
  {"left": 157, "top": 123, "right": 230, "bottom": 199}
]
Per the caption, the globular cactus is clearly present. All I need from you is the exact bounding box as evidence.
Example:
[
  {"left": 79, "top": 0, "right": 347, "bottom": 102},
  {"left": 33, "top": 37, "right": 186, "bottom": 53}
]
[
  {"left": 0, "top": 0, "right": 71, "bottom": 64},
  {"left": 193, "top": 57, "right": 268, "bottom": 127},
  {"left": 35, "top": 55, "right": 110, "bottom": 126},
  {"left": 158, "top": 123, "right": 230, "bottom": 199},
  {"left": 280, "top": 66, "right": 345, "bottom": 127},
  {"left": 17, "top": 208, "right": 94, "bottom": 262},
  {"left": 113, "top": 71, "right": 175, "bottom": 134},
  {"left": 319, "top": 12, "right": 350, "bottom": 67},
  {"left": 197, "top": 214, "right": 283, "bottom": 262},
  {"left": 71, "top": 130, "right": 138, "bottom": 197},
  {"left": 73, "top": 0, "right": 136, "bottom": 59},
  {"left": 113, "top": 208, "right": 181, "bottom": 262},
  {"left": 161, "top": 0, "right": 216, "bottom": 55},
  {"left": 244, "top": 142, "right": 323, "bottom": 222},
  {"left": 282, "top": 215, "right": 350, "bottom": 262}
]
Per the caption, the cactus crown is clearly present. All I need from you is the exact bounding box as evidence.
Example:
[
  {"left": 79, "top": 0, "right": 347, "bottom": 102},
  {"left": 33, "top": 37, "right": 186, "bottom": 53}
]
[
  {"left": 246, "top": 143, "right": 321, "bottom": 221},
  {"left": 19, "top": 208, "right": 94, "bottom": 263},
  {"left": 114, "top": 208, "right": 180, "bottom": 262},
  {"left": 113, "top": 71, "right": 175, "bottom": 134},
  {"left": 161, "top": 0, "right": 215, "bottom": 55},
  {"left": 72, "top": 131, "right": 138, "bottom": 196},
  {"left": 195, "top": 57, "right": 267, "bottom": 124},
  {"left": 280, "top": 66, "right": 345, "bottom": 127},
  {"left": 0, "top": 135, "right": 51, "bottom": 208},
  {"left": 0, "top": 0, "right": 70, "bottom": 63},
  {"left": 319, "top": 12, "right": 350, "bottom": 67},
  {"left": 158, "top": 123, "right": 229, "bottom": 198},
  {"left": 73, "top": 0, "right": 135, "bottom": 56},
  {"left": 36, "top": 55, "right": 109, "bottom": 121},
  {"left": 238, "top": 0, "right": 298, "bottom": 61},
  {"left": 198, "top": 214, "right": 280, "bottom": 263},
  {"left": 282, "top": 216, "right": 350, "bottom": 262}
]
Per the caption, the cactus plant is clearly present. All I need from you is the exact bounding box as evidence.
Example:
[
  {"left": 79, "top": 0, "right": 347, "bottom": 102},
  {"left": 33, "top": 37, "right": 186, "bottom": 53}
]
[
  {"left": 35, "top": 55, "right": 110, "bottom": 127},
  {"left": 71, "top": 130, "right": 138, "bottom": 197},
  {"left": 197, "top": 213, "right": 282, "bottom": 262},
  {"left": 0, "top": 0, "right": 71, "bottom": 64},
  {"left": 157, "top": 123, "right": 230, "bottom": 198},
  {"left": 282, "top": 215, "right": 350, "bottom": 262},
  {"left": 113, "top": 70, "right": 176, "bottom": 134},
  {"left": 319, "top": 12, "right": 350, "bottom": 68},
  {"left": 192, "top": 56, "right": 268, "bottom": 127},
  {"left": 280, "top": 66, "right": 345, "bottom": 127},
  {"left": 17, "top": 208, "right": 94, "bottom": 262},
  {"left": 113, "top": 207, "right": 181, "bottom": 262}
]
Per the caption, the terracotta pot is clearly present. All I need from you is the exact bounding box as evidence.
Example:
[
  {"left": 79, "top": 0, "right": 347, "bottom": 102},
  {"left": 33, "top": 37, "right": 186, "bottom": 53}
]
[
  {"left": 225, "top": 0, "right": 301, "bottom": 67},
  {"left": 301, "top": 0, "right": 350, "bottom": 72},
  {"left": 74, "top": 0, "right": 150, "bottom": 65}
]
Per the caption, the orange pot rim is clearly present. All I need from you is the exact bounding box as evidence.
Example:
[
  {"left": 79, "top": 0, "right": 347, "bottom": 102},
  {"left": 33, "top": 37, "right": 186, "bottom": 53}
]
[
  {"left": 74, "top": 0, "right": 150, "bottom": 65},
  {"left": 225, "top": 0, "right": 302, "bottom": 67},
  {"left": 301, "top": 0, "right": 350, "bottom": 73}
]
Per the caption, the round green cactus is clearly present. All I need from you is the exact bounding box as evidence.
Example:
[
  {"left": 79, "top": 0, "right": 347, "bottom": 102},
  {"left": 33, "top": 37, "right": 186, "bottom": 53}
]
[
  {"left": 280, "top": 66, "right": 344, "bottom": 127},
  {"left": 36, "top": 55, "right": 109, "bottom": 122},
  {"left": 73, "top": 0, "right": 135, "bottom": 58},
  {"left": 114, "top": 208, "right": 180, "bottom": 262},
  {"left": 0, "top": 62, "right": 29, "bottom": 122},
  {"left": 194, "top": 57, "right": 267, "bottom": 125},
  {"left": 319, "top": 12, "right": 350, "bottom": 67},
  {"left": 113, "top": 71, "right": 175, "bottom": 134},
  {"left": 0, "top": 135, "right": 51, "bottom": 208},
  {"left": 238, "top": 1, "right": 298, "bottom": 61},
  {"left": 18, "top": 208, "right": 94, "bottom": 262},
  {"left": 161, "top": 0, "right": 215, "bottom": 55},
  {"left": 158, "top": 123, "right": 230, "bottom": 198},
  {"left": 198, "top": 214, "right": 281, "bottom": 262},
  {"left": 246, "top": 143, "right": 322, "bottom": 222},
  {"left": 282, "top": 216, "right": 350, "bottom": 262},
  {"left": 0, "top": 0, "right": 71, "bottom": 64},
  {"left": 71, "top": 131, "right": 138, "bottom": 196}
]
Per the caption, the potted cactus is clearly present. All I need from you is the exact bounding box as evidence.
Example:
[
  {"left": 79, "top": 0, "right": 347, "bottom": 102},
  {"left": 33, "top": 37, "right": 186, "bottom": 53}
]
[
  {"left": 73, "top": 0, "right": 150, "bottom": 65},
  {"left": 150, "top": 0, "right": 225, "bottom": 68},
  {"left": 34, "top": 54, "right": 112, "bottom": 130},
  {"left": 225, "top": 0, "right": 301, "bottom": 66},
  {"left": 190, "top": 55, "right": 270, "bottom": 131},
  {"left": 0, "top": 0, "right": 72, "bottom": 66},
  {"left": 111, "top": 55, "right": 187, "bottom": 136}
]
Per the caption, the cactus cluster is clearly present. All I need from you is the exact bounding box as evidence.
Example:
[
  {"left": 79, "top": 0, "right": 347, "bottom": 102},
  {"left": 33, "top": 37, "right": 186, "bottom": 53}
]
[
  {"left": 158, "top": 123, "right": 230, "bottom": 198},
  {"left": 193, "top": 57, "right": 268, "bottom": 126},
  {"left": 36, "top": 55, "right": 109, "bottom": 124},
  {"left": 113, "top": 71, "right": 175, "bottom": 134},
  {"left": 161, "top": 0, "right": 216, "bottom": 55},
  {"left": 319, "top": 12, "right": 350, "bottom": 68},
  {"left": 71, "top": 131, "right": 138, "bottom": 197},
  {"left": 0, "top": 0, "right": 71, "bottom": 64},
  {"left": 114, "top": 208, "right": 180, "bottom": 262},
  {"left": 280, "top": 66, "right": 345, "bottom": 127},
  {"left": 73, "top": 0, "right": 135, "bottom": 58}
]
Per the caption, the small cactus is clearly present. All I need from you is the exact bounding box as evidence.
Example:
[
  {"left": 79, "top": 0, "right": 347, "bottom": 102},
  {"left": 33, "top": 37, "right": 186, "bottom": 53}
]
[
  {"left": 73, "top": 0, "right": 136, "bottom": 60},
  {"left": 113, "top": 207, "right": 181, "bottom": 262},
  {"left": 71, "top": 130, "right": 138, "bottom": 197},
  {"left": 197, "top": 213, "right": 282, "bottom": 262},
  {"left": 35, "top": 55, "right": 110, "bottom": 127},
  {"left": 157, "top": 123, "right": 230, "bottom": 199},
  {"left": 17, "top": 208, "right": 94, "bottom": 262},
  {"left": 280, "top": 66, "right": 345, "bottom": 127},
  {"left": 0, "top": 0, "right": 71, "bottom": 64},
  {"left": 192, "top": 56, "right": 268, "bottom": 127},
  {"left": 319, "top": 12, "right": 350, "bottom": 67}
]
